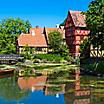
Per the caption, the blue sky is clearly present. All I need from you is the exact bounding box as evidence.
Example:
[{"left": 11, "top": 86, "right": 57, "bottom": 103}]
[{"left": 0, "top": 0, "right": 93, "bottom": 27}]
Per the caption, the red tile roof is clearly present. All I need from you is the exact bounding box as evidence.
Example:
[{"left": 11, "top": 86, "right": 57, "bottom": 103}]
[
  {"left": 70, "top": 10, "right": 86, "bottom": 27},
  {"left": 18, "top": 27, "right": 48, "bottom": 47},
  {"left": 45, "top": 27, "right": 65, "bottom": 39}
]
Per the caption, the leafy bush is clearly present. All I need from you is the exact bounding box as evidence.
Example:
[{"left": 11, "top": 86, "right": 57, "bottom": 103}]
[
  {"left": 33, "top": 54, "right": 64, "bottom": 63},
  {"left": 48, "top": 31, "right": 63, "bottom": 53},
  {"left": 83, "top": 61, "right": 104, "bottom": 74},
  {"left": 21, "top": 45, "right": 34, "bottom": 60},
  {"left": 96, "top": 61, "right": 104, "bottom": 73}
]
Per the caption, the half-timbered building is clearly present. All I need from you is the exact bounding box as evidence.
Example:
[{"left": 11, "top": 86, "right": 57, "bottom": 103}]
[{"left": 65, "top": 10, "right": 90, "bottom": 57}]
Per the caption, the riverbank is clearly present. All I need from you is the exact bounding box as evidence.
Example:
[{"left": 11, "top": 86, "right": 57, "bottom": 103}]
[{"left": 17, "top": 63, "right": 79, "bottom": 77}]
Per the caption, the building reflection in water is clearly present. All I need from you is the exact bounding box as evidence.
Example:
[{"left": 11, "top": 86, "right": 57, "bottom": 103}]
[
  {"left": 18, "top": 76, "right": 47, "bottom": 91},
  {"left": 18, "top": 76, "right": 65, "bottom": 95},
  {"left": 18, "top": 69, "right": 91, "bottom": 104},
  {"left": 64, "top": 70, "right": 91, "bottom": 104}
]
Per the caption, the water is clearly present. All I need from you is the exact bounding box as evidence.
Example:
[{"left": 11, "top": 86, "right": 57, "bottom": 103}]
[{"left": 0, "top": 72, "right": 104, "bottom": 104}]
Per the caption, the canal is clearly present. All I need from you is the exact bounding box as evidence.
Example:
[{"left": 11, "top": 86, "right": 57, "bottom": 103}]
[{"left": 0, "top": 69, "right": 104, "bottom": 104}]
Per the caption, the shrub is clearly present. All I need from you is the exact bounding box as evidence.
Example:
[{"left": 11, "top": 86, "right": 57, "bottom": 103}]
[
  {"left": 33, "top": 54, "right": 64, "bottom": 63},
  {"left": 83, "top": 61, "right": 104, "bottom": 74}
]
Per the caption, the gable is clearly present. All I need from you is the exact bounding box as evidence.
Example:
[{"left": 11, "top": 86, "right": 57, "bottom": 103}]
[
  {"left": 70, "top": 10, "right": 86, "bottom": 27},
  {"left": 18, "top": 28, "right": 48, "bottom": 47},
  {"left": 65, "top": 12, "right": 74, "bottom": 28}
]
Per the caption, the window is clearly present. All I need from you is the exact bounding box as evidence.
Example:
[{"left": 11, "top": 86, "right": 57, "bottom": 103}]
[{"left": 36, "top": 48, "right": 42, "bottom": 51}]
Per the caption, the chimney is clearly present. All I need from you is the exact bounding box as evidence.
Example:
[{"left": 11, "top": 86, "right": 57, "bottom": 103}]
[
  {"left": 36, "top": 26, "right": 39, "bottom": 28},
  {"left": 56, "top": 24, "right": 59, "bottom": 28},
  {"left": 31, "top": 30, "right": 35, "bottom": 36}
]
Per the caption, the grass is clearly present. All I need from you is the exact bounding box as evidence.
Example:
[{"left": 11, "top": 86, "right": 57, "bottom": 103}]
[
  {"left": 34, "top": 63, "right": 78, "bottom": 71},
  {"left": 34, "top": 64, "right": 78, "bottom": 77},
  {"left": 16, "top": 62, "right": 78, "bottom": 77}
]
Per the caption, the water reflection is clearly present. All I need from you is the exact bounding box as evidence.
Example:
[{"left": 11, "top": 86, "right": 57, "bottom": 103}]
[
  {"left": 18, "top": 76, "right": 47, "bottom": 91},
  {"left": 18, "top": 76, "right": 65, "bottom": 96},
  {"left": 0, "top": 69, "right": 104, "bottom": 104},
  {"left": 64, "top": 70, "right": 91, "bottom": 104},
  {"left": 0, "top": 75, "right": 30, "bottom": 103}
]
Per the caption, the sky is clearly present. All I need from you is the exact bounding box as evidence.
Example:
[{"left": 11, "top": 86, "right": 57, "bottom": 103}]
[{"left": 0, "top": 0, "right": 93, "bottom": 27}]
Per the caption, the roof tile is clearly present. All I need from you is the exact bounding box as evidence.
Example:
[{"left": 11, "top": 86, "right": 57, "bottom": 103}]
[
  {"left": 70, "top": 10, "right": 86, "bottom": 27},
  {"left": 18, "top": 28, "right": 48, "bottom": 47}
]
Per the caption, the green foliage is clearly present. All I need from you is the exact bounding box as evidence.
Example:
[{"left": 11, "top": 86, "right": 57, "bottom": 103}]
[
  {"left": 0, "top": 33, "right": 17, "bottom": 54},
  {"left": 34, "top": 54, "right": 75, "bottom": 63},
  {"left": 0, "top": 76, "right": 29, "bottom": 101},
  {"left": 82, "top": 61, "right": 104, "bottom": 74},
  {"left": 34, "top": 54, "right": 64, "bottom": 63},
  {"left": 0, "top": 18, "right": 31, "bottom": 54},
  {"left": 59, "top": 43, "right": 70, "bottom": 60},
  {"left": 80, "top": 38, "right": 89, "bottom": 53},
  {"left": 22, "top": 45, "right": 34, "bottom": 60},
  {"left": 0, "top": 18, "right": 31, "bottom": 34},
  {"left": 48, "top": 30, "right": 70, "bottom": 61},
  {"left": 93, "top": 61, "right": 104, "bottom": 73},
  {"left": 80, "top": 38, "right": 90, "bottom": 58},
  {"left": 85, "top": 0, "right": 104, "bottom": 49},
  {"left": 48, "top": 30, "right": 63, "bottom": 53},
  {"left": 22, "top": 67, "right": 35, "bottom": 77}
]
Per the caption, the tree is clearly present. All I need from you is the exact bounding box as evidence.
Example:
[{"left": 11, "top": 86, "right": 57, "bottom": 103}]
[
  {"left": 48, "top": 30, "right": 63, "bottom": 54},
  {"left": 0, "top": 33, "right": 17, "bottom": 54},
  {"left": 80, "top": 38, "right": 90, "bottom": 58},
  {"left": 0, "top": 18, "right": 31, "bottom": 34},
  {"left": 48, "top": 30, "right": 70, "bottom": 59},
  {"left": 85, "top": 0, "right": 104, "bottom": 49},
  {"left": 0, "top": 18, "right": 32, "bottom": 54},
  {"left": 22, "top": 45, "right": 34, "bottom": 60}
]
